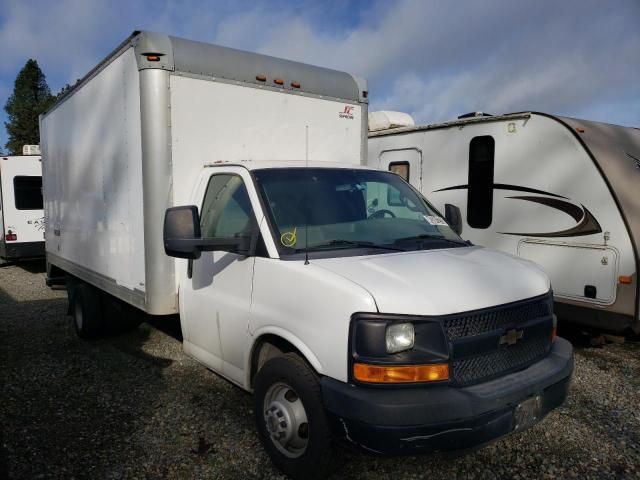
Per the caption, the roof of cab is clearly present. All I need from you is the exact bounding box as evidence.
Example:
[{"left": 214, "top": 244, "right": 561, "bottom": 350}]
[{"left": 204, "top": 160, "right": 374, "bottom": 171}]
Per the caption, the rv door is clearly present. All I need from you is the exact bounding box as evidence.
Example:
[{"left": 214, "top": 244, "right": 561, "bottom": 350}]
[{"left": 378, "top": 148, "right": 422, "bottom": 190}]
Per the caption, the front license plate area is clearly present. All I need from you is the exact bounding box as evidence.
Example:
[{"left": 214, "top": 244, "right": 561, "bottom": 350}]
[{"left": 514, "top": 395, "right": 542, "bottom": 431}]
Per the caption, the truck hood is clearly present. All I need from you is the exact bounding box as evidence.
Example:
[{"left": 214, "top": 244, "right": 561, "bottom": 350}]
[{"left": 312, "top": 246, "right": 550, "bottom": 316}]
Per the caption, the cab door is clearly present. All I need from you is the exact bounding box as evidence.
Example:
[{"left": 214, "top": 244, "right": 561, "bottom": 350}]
[{"left": 180, "top": 171, "right": 259, "bottom": 385}]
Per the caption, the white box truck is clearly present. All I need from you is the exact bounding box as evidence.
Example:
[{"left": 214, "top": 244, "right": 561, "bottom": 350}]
[
  {"left": 41, "top": 32, "right": 573, "bottom": 479},
  {"left": 0, "top": 149, "right": 45, "bottom": 263}
]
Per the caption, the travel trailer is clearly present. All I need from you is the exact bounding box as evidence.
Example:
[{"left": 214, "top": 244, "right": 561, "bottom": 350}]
[
  {"left": 41, "top": 32, "right": 572, "bottom": 479},
  {"left": 0, "top": 146, "right": 45, "bottom": 263},
  {"left": 368, "top": 111, "right": 640, "bottom": 333}
]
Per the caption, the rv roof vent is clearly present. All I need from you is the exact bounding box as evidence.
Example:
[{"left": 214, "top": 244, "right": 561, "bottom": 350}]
[
  {"left": 458, "top": 112, "right": 493, "bottom": 119},
  {"left": 369, "top": 111, "right": 415, "bottom": 132},
  {"left": 22, "top": 145, "right": 40, "bottom": 155}
]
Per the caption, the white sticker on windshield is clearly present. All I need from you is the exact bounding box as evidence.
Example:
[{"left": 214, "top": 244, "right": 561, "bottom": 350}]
[{"left": 423, "top": 215, "right": 448, "bottom": 226}]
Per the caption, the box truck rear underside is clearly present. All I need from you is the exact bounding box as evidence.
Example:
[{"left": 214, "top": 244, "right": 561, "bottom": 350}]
[{"left": 40, "top": 30, "right": 368, "bottom": 315}]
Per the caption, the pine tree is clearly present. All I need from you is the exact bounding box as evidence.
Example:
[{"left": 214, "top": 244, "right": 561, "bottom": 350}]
[{"left": 4, "top": 59, "right": 56, "bottom": 155}]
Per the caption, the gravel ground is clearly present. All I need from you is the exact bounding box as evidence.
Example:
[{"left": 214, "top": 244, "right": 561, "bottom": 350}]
[{"left": 1, "top": 262, "right": 639, "bottom": 479}]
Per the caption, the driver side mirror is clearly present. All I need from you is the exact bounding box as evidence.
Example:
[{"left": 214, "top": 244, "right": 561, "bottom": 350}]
[
  {"left": 163, "top": 205, "right": 255, "bottom": 259},
  {"left": 444, "top": 203, "right": 463, "bottom": 235},
  {"left": 164, "top": 206, "right": 202, "bottom": 259}
]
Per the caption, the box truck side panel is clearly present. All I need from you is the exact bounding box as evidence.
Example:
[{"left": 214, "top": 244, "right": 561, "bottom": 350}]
[
  {"left": 41, "top": 48, "right": 146, "bottom": 303},
  {"left": 168, "top": 75, "right": 364, "bottom": 206}
]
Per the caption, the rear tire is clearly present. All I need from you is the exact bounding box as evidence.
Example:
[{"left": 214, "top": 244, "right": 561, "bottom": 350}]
[
  {"left": 70, "top": 283, "right": 104, "bottom": 339},
  {"left": 253, "top": 353, "right": 335, "bottom": 480}
]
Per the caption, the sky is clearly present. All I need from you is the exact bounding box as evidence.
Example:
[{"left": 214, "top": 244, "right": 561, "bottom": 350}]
[{"left": 0, "top": 0, "right": 638, "bottom": 151}]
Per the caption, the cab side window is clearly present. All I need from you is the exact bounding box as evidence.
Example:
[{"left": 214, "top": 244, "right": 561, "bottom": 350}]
[{"left": 200, "top": 174, "right": 254, "bottom": 238}]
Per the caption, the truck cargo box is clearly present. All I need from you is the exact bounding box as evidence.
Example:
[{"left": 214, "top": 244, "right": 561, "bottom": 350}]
[{"left": 40, "top": 30, "right": 368, "bottom": 314}]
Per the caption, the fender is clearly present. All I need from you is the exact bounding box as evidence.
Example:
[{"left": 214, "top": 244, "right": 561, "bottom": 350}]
[{"left": 245, "top": 325, "right": 325, "bottom": 389}]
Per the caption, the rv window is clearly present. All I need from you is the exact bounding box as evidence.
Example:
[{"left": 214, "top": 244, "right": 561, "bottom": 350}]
[
  {"left": 388, "top": 162, "right": 409, "bottom": 182},
  {"left": 467, "top": 136, "right": 494, "bottom": 228},
  {"left": 13, "top": 176, "right": 43, "bottom": 210}
]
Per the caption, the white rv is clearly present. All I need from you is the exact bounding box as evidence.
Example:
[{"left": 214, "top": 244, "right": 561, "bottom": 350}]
[
  {"left": 0, "top": 147, "right": 45, "bottom": 263},
  {"left": 40, "top": 33, "right": 573, "bottom": 479},
  {"left": 368, "top": 112, "right": 640, "bottom": 333}
]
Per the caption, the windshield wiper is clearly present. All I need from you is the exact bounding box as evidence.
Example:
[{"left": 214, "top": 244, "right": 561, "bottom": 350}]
[
  {"left": 393, "top": 234, "right": 470, "bottom": 247},
  {"left": 303, "top": 239, "right": 405, "bottom": 252}
]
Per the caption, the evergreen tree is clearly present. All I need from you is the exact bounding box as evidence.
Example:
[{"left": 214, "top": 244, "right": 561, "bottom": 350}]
[{"left": 4, "top": 59, "right": 56, "bottom": 155}]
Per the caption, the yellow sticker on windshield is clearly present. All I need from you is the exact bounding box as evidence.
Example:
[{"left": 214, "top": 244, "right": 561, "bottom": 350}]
[{"left": 280, "top": 227, "right": 297, "bottom": 247}]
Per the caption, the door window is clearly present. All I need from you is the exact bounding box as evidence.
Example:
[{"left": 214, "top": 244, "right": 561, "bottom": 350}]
[
  {"left": 200, "top": 174, "right": 254, "bottom": 238},
  {"left": 379, "top": 149, "right": 421, "bottom": 189},
  {"left": 388, "top": 161, "right": 409, "bottom": 182}
]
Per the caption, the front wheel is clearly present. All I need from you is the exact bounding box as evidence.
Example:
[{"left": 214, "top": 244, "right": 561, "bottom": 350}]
[{"left": 253, "top": 353, "right": 335, "bottom": 480}]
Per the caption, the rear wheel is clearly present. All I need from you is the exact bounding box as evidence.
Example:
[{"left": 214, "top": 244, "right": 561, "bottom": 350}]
[
  {"left": 253, "top": 353, "right": 335, "bottom": 480},
  {"left": 69, "top": 283, "right": 104, "bottom": 339}
]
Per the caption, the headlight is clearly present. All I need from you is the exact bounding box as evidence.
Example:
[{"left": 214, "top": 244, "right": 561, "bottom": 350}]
[
  {"left": 350, "top": 313, "right": 449, "bottom": 384},
  {"left": 385, "top": 322, "right": 415, "bottom": 353}
]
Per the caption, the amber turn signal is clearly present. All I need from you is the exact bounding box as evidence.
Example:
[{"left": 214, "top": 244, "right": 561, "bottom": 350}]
[
  {"left": 145, "top": 55, "right": 161, "bottom": 62},
  {"left": 353, "top": 363, "right": 449, "bottom": 383},
  {"left": 618, "top": 275, "right": 633, "bottom": 285}
]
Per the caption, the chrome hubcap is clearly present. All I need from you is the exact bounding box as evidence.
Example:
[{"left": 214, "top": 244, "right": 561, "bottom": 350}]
[{"left": 263, "top": 382, "right": 309, "bottom": 458}]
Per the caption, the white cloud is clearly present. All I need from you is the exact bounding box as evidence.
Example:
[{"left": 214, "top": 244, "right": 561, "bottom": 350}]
[
  {"left": 0, "top": 0, "right": 638, "bottom": 133},
  {"left": 0, "top": 0, "right": 121, "bottom": 83},
  {"left": 206, "top": 0, "right": 639, "bottom": 126}
]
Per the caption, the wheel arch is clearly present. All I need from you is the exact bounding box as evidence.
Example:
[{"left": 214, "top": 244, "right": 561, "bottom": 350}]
[{"left": 247, "top": 328, "right": 324, "bottom": 390}]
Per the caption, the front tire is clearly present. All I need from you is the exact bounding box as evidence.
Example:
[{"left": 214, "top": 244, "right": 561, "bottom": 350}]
[{"left": 253, "top": 353, "right": 335, "bottom": 480}]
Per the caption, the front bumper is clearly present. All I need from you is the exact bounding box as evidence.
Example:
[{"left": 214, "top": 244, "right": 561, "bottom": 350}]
[{"left": 321, "top": 337, "right": 573, "bottom": 455}]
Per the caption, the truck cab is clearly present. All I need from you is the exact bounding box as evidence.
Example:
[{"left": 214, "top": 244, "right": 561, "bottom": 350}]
[{"left": 164, "top": 161, "right": 574, "bottom": 479}]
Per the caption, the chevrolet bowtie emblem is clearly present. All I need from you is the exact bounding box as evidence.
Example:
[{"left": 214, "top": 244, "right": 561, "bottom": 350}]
[{"left": 499, "top": 329, "right": 524, "bottom": 346}]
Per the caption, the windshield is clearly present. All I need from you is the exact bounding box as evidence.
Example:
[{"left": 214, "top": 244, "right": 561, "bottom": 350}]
[{"left": 253, "top": 168, "right": 466, "bottom": 256}]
